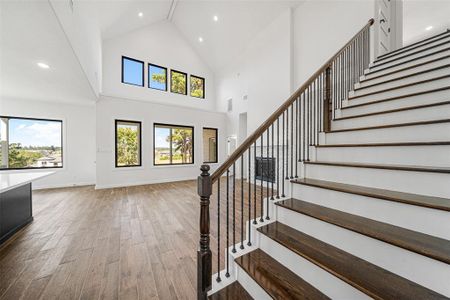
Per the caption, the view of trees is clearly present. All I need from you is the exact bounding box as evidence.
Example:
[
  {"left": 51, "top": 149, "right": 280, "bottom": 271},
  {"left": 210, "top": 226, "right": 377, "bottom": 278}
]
[
  {"left": 171, "top": 71, "right": 187, "bottom": 94},
  {"left": 170, "top": 128, "right": 193, "bottom": 163},
  {"left": 116, "top": 122, "right": 140, "bottom": 166},
  {"left": 154, "top": 125, "right": 193, "bottom": 165},
  {"left": 190, "top": 76, "right": 204, "bottom": 98}
]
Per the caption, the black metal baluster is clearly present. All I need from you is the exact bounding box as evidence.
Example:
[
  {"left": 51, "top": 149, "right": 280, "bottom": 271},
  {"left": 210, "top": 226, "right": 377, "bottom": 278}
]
[
  {"left": 253, "top": 142, "right": 257, "bottom": 224},
  {"left": 303, "top": 92, "right": 306, "bottom": 161},
  {"left": 289, "top": 104, "right": 294, "bottom": 179},
  {"left": 271, "top": 124, "right": 274, "bottom": 199},
  {"left": 216, "top": 180, "right": 221, "bottom": 282},
  {"left": 282, "top": 112, "right": 286, "bottom": 197},
  {"left": 225, "top": 169, "right": 230, "bottom": 277},
  {"left": 240, "top": 156, "right": 244, "bottom": 250},
  {"left": 295, "top": 98, "right": 299, "bottom": 178},
  {"left": 266, "top": 130, "right": 270, "bottom": 220},
  {"left": 276, "top": 118, "right": 280, "bottom": 199},
  {"left": 247, "top": 150, "right": 252, "bottom": 246},
  {"left": 260, "top": 135, "right": 264, "bottom": 222},
  {"left": 315, "top": 78, "right": 319, "bottom": 145},
  {"left": 285, "top": 107, "right": 289, "bottom": 180},
  {"left": 232, "top": 162, "right": 236, "bottom": 253}
]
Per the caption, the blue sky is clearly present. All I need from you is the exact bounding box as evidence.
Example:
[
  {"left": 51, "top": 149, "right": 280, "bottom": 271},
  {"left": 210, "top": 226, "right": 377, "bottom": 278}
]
[
  {"left": 123, "top": 58, "right": 143, "bottom": 86},
  {"left": 9, "top": 119, "right": 62, "bottom": 147},
  {"left": 149, "top": 65, "right": 167, "bottom": 90},
  {"left": 155, "top": 127, "right": 170, "bottom": 148}
]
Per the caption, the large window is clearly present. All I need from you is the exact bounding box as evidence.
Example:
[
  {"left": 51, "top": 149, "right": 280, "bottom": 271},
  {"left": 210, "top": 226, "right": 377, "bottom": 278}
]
[
  {"left": 0, "top": 116, "right": 63, "bottom": 170},
  {"left": 115, "top": 120, "right": 142, "bottom": 167},
  {"left": 154, "top": 123, "right": 193, "bottom": 165},
  {"left": 170, "top": 70, "right": 187, "bottom": 95},
  {"left": 122, "top": 56, "right": 144, "bottom": 87},
  {"left": 148, "top": 63, "right": 167, "bottom": 91},
  {"left": 203, "top": 128, "right": 217, "bottom": 163},
  {"left": 190, "top": 75, "right": 205, "bottom": 99}
]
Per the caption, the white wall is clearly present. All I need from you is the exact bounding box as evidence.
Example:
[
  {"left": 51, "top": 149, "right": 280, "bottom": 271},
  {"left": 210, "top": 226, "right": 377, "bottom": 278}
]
[
  {"left": 49, "top": 0, "right": 102, "bottom": 97},
  {"left": 293, "top": 0, "right": 375, "bottom": 86},
  {"left": 216, "top": 9, "right": 292, "bottom": 137},
  {"left": 102, "top": 20, "right": 216, "bottom": 111},
  {"left": 95, "top": 95, "right": 227, "bottom": 189},
  {"left": 0, "top": 98, "right": 96, "bottom": 189}
]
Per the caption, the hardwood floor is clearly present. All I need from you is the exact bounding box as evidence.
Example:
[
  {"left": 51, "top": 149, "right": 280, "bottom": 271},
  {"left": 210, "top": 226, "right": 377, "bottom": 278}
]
[{"left": 0, "top": 178, "right": 263, "bottom": 300}]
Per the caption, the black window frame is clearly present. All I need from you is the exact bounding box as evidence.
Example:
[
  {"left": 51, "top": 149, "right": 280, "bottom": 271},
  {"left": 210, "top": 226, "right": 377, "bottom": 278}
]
[
  {"left": 115, "top": 119, "right": 142, "bottom": 168},
  {"left": 121, "top": 56, "right": 145, "bottom": 87},
  {"left": 0, "top": 115, "right": 64, "bottom": 171},
  {"left": 170, "top": 69, "right": 188, "bottom": 95},
  {"left": 153, "top": 123, "right": 194, "bottom": 166},
  {"left": 190, "top": 74, "right": 205, "bottom": 99},
  {"left": 148, "top": 63, "right": 168, "bottom": 92},
  {"left": 202, "top": 127, "right": 218, "bottom": 163}
]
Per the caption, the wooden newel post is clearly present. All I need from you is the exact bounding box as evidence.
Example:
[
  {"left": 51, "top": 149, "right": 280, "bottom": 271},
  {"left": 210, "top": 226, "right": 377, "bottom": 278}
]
[
  {"left": 197, "top": 164, "right": 212, "bottom": 300},
  {"left": 323, "top": 66, "right": 332, "bottom": 132}
]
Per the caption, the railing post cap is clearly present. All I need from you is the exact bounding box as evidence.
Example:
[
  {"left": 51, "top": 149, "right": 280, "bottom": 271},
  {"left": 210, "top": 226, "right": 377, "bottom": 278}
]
[
  {"left": 200, "top": 164, "right": 210, "bottom": 175},
  {"left": 198, "top": 164, "right": 212, "bottom": 197}
]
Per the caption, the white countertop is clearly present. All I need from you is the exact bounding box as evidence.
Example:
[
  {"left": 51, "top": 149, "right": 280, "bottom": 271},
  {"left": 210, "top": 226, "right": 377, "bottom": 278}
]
[{"left": 0, "top": 172, "right": 55, "bottom": 193}]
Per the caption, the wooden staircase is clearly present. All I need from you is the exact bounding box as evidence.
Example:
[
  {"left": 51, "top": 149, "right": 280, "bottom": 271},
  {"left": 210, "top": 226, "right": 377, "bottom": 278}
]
[{"left": 201, "top": 25, "right": 450, "bottom": 299}]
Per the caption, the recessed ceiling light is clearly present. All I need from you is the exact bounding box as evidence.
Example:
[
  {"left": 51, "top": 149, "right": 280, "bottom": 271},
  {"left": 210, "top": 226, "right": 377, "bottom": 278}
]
[
  {"left": 138, "top": 12, "right": 144, "bottom": 18},
  {"left": 198, "top": 37, "right": 204, "bottom": 42},
  {"left": 37, "top": 62, "right": 50, "bottom": 69},
  {"left": 426, "top": 25, "right": 433, "bottom": 31},
  {"left": 213, "top": 15, "right": 219, "bottom": 22}
]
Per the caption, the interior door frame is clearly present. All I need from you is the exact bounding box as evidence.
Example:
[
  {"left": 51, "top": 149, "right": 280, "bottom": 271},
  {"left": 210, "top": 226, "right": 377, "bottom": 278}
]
[{"left": 374, "top": 0, "right": 403, "bottom": 58}]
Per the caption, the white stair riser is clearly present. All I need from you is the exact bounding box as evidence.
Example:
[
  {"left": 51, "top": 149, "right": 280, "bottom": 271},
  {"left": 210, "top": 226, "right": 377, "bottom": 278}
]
[
  {"left": 258, "top": 232, "right": 369, "bottom": 299},
  {"left": 352, "top": 66, "right": 450, "bottom": 97},
  {"left": 357, "top": 57, "right": 450, "bottom": 88},
  {"left": 305, "top": 163, "right": 450, "bottom": 198},
  {"left": 341, "top": 89, "right": 450, "bottom": 117},
  {"left": 314, "top": 145, "right": 450, "bottom": 167},
  {"left": 325, "top": 122, "right": 450, "bottom": 144},
  {"left": 291, "top": 183, "right": 450, "bottom": 239},
  {"left": 236, "top": 265, "right": 272, "bottom": 300},
  {"left": 332, "top": 103, "right": 450, "bottom": 130},
  {"left": 372, "top": 36, "right": 450, "bottom": 67},
  {"left": 364, "top": 49, "right": 450, "bottom": 80},
  {"left": 277, "top": 207, "right": 450, "bottom": 297},
  {"left": 369, "top": 43, "right": 450, "bottom": 72},
  {"left": 348, "top": 77, "right": 449, "bottom": 103},
  {"left": 374, "top": 33, "right": 450, "bottom": 63}
]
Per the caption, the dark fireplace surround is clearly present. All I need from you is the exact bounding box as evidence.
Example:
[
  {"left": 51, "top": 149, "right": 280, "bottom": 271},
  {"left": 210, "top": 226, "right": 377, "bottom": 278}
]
[{"left": 255, "top": 157, "right": 276, "bottom": 183}]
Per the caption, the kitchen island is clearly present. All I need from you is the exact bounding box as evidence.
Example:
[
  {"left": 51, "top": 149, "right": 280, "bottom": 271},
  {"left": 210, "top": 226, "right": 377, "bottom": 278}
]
[{"left": 0, "top": 172, "right": 54, "bottom": 245}]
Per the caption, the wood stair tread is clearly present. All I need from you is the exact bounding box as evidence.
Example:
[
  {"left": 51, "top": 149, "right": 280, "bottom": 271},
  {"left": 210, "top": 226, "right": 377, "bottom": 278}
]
[
  {"left": 315, "top": 141, "right": 450, "bottom": 147},
  {"left": 342, "top": 86, "right": 450, "bottom": 109},
  {"left": 208, "top": 281, "right": 253, "bottom": 300},
  {"left": 275, "top": 198, "right": 450, "bottom": 264},
  {"left": 330, "top": 118, "right": 450, "bottom": 132},
  {"left": 258, "top": 222, "right": 447, "bottom": 300},
  {"left": 291, "top": 178, "right": 450, "bottom": 211},
  {"left": 376, "top": 30, "right": 450, "bottom": 61},
  {"left": 235, "top": 248, "right": 330, "bottom": 300},
  {"left": 336, "top": 100, "right": 450, "bottom": 121},
  {"left": 349, "top": 74, "right": 450, "bottom": 100},
  {"left": 304, "top": 161, "right": 450, "bottom": 174}
]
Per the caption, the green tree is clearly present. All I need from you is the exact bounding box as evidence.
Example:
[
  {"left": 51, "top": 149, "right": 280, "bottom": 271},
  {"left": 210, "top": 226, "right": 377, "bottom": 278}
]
[
  {"left": 171, "top": 72, "right": 186, "bottom": 94},
  {"left": 168, "top": 128, "right": 192, "bottom": 163},
  {"left": 8, "top": 143, "right": 42, "bottom": 168},
  {"left": 117, "top": 127, "right": 139, "bottom": 166},
  {"left": 190, "top": 77, "right": 204, "bottom": 98},
  {"left": 152, "top": 73, "right": 166, "bottom": 84}
]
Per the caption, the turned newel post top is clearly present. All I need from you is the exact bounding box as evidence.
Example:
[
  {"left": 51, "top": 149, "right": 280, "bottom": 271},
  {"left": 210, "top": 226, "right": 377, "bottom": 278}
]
[{"left": 198, "top": 165, "right": 212, "bottom": 197}]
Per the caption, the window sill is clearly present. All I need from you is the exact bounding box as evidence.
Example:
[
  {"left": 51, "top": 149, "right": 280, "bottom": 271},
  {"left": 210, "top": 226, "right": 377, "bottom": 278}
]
[
  {"left": 0, "top": 167, "right": 64, "bottom": 173},
  {"left": 113, "top": 166, "right": 144, "bottom": 171}
]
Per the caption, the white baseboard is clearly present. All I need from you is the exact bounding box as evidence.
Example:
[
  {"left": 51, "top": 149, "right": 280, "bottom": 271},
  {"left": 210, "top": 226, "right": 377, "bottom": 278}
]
[{"left": 32, "top": 181, "right": 95, "bottom": 190}]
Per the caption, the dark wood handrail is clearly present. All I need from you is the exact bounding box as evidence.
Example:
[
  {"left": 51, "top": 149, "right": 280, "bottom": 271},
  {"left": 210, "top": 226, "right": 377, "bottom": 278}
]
[{"left": 211, "top": 18, "right": 374, "bottom": 183}]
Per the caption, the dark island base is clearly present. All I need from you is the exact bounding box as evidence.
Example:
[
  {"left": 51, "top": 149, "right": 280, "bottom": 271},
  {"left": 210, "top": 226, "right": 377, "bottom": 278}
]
[{"left": 0, "top": 183, "right": 33, "bottom": 246}]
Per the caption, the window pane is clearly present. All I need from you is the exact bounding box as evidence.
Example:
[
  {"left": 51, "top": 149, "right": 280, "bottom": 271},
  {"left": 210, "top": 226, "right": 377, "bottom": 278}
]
[
  {"left": 154, "top": 124, "right": 193, "bottom": 165},
  {"left": 190, "top": 75, "right": 205, "bottom": 98},
  {"left": 203, "top": 128, "right": 217, "bottom": 163},
  {"left": 154, "top": 126, "right": 171, "bottom": 165},
  {"left": 171, "top": 127, "right": 193, "bottom": 164},
  {"left": 122, "top": 57, "right": 144, "bottom": 86},
  {"left": 5, "top": 118, "right": 62, "bottom": 169},
  {"left": 171, "top": 70, "right": 187, "bottom": 95},
  {"left": 116, "top": 121, "right": 141, "bottom": 167},
  {"left": 149, "top": 64, "right": 167, "bottom": 91}
]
